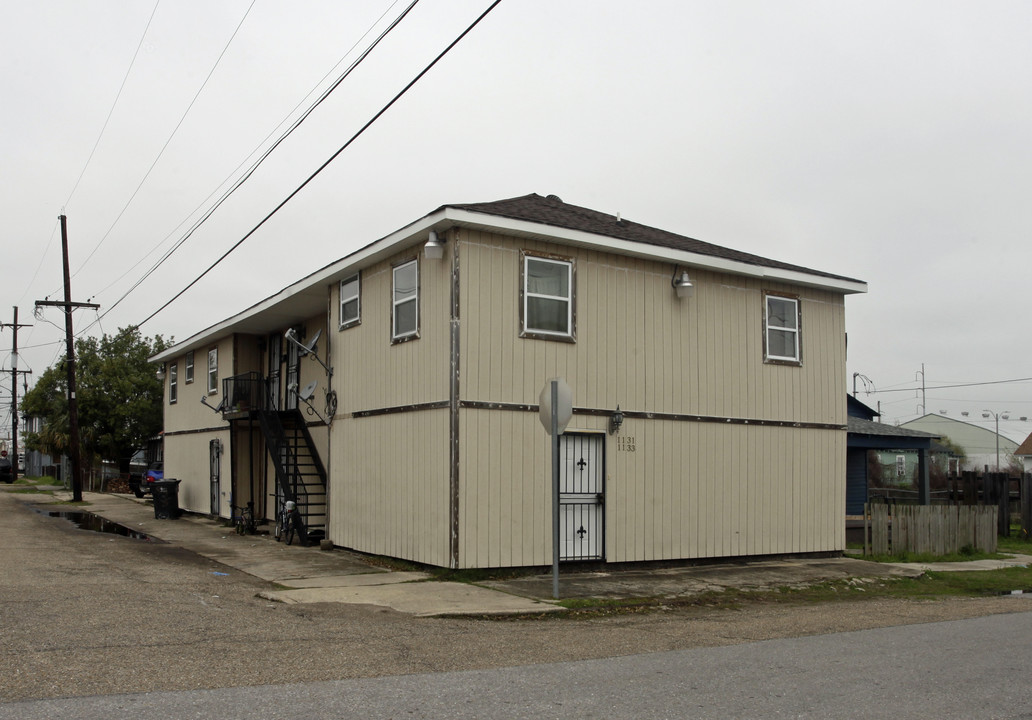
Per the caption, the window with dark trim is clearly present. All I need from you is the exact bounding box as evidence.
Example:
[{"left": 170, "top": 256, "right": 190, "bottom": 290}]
[
  {"left": 169, "top": 363, "right": 178, "bottom": 404},
  {"left": 521, "top": 251, "right": 575, "bottom": 341},
  {"left": 764, "top": 293, "right": 801, "bottom": 364},
  {"left": 340, "top": 273, "right": 360, "bottom": 329},
  {"left": 391, "top": 259, "right": 419, "bottom": 342},
  {"left": 184, "top": 351, "right": 194, "bottom": 384},
  {"left": 207, "top": 348, "right": 218, "bottom": 394}
]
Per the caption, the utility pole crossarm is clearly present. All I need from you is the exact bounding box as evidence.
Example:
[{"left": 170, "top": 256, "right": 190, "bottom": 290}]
[{"left": 34, "top": 300, "right": 100, "bottom": 310}]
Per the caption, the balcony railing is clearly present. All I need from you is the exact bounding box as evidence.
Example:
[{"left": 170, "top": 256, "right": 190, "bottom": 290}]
[{"left": 222, "top": 372, "right": 265, "bottom": 418}]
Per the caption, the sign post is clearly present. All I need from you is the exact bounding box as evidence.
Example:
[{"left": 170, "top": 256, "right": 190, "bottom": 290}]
[{"left": 538, "top": 378, "right": 572, "bottom": 600}]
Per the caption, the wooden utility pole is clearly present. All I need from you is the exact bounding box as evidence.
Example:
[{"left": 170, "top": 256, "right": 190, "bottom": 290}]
[
  {"left": 2, "top": 307, "right": 33, "bottom": 482},
  {"left": 35, "top": 215, "right": 98, "bottom": 502}
]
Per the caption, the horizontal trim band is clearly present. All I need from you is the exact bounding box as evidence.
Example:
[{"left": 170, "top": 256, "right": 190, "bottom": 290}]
[
  {"left": 352, "top": 400, "right": 449, "bottom": 418},
  {"left": 460, "top": 400, "right": 845, "bottom": 431}
]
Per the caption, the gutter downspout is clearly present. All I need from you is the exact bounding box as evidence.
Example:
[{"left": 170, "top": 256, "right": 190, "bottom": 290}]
[{"left": 449, "top": 228, "right": 461, "bottom": 569}]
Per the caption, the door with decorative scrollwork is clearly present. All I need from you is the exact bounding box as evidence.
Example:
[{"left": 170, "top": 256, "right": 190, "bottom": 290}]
[{"left": 559, "top": 433, "right": 604, "bottom": 561}]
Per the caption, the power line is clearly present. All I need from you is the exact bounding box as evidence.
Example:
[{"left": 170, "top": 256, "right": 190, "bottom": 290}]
[
  {"left": 137, "top": 0, "right": 505, "bottom": 328},
  {"left": 63, "top": 0, "right": 162, "bottom": 210},
  {"left": 85, "top": 0, "right": 420, "bottom": 332},
  {"left": 69, "top": 0, "right": 257, "bottom": 281},
  {"left": 863, "top": 376, "right": 1032, "bottom": 394}
]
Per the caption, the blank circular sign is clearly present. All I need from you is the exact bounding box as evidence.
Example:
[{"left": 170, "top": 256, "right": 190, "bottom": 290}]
[{"left": 538, "top": 377, "right": 573, "bottom": 434}]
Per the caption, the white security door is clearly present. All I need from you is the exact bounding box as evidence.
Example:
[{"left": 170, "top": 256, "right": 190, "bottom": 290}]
[{"left": 559, "top": 433, "right": 605, "bottom": 561}]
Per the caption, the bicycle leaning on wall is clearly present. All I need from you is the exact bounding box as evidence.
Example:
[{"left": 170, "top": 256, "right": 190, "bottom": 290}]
[
  {"left": 233, "top": 501, "right": 258, "bottom": 535},
  {"left": 275, "top": 499, "right": 304, "bottom": 546}
]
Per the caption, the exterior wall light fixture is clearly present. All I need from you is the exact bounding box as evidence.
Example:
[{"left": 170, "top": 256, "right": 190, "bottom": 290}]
[
  {"left": 609, "top": 405, "right": 624, "bottom": 435},
  {"left": 156, "top": 364, "right": 166, "bottom": 381},
  {"left": 424, "top": 230, "right": 444, "bottom": 260},
  {"left": 672, "top": 267, "right": 694, "bottom": 299}
]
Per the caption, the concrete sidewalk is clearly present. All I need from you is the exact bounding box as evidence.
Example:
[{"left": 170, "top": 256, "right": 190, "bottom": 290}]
[{"left": 19, "top": 489, "right": 1026, "bottom": 616}]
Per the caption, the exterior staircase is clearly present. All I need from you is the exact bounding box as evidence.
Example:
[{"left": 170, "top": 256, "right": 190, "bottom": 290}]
[{"left": 258, "top": 409, "right": 327, "bottom": 545}]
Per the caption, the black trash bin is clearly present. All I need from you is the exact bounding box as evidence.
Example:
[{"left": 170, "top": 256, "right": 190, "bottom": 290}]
[{"left": 152, "top": 478, "right": 181, "bottom": 519}]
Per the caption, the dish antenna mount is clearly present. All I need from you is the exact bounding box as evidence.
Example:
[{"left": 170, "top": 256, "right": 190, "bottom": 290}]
[{"left": 284, "top": 327, "right": 337, "bottom": 423}]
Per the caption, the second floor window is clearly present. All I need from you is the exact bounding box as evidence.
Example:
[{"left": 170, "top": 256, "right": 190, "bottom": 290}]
[
  {"left": 392, "top": 260, "right": 418, "bottom": 341},
  {"left": 169, "top": 363, "right": 178, "bottom": 404},
  {"left": 764, "top": 294, "right": 801, "bottom": 364},
  {"left": 207, "top": 348, "right": 218, "bottom": 394},
  {"left": 185, "top": 351, "right": 194, "bottom": 383},
  {"left": 340, "top": 273, "right": 360, "bottom": 329},
  {"left": 522, "top": 253, "right": 574, "bottom": 341}
]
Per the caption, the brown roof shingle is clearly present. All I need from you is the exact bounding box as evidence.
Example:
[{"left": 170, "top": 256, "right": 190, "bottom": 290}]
[{"left": 444, "top": 193, "right": 862, "bottom": 284}]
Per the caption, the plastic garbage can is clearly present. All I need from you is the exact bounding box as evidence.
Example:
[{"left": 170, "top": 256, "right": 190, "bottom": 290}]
[{"left": 152, "top": 478, "right": 181, "bottom": 519}]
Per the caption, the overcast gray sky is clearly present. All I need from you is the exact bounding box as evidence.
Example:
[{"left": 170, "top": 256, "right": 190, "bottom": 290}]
[{"left": 2, "top": 0, "right": 1031, "bottom": 437}]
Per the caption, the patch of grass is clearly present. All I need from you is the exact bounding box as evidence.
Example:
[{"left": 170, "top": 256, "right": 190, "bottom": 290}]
[
  {"left": 488, "top": 565, "right": 1032, "bottom": 620},
  {"left": 6, "top": 488, "right": 55, "bottom": 495},
  {"left": 11, "top": 475, "right": 59, "bottom": 487},
  {"left": 999, "top": 524, "right": 1032, "bottom": 553}
]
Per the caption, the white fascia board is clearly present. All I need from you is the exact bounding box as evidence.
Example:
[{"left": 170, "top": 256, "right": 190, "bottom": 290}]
[
  {"left": 150, "top": 206, "right": 866, "bottom": 364},
  {"left": 443, "top": 209, "right": 868, "bottom": 295},
  {"left": 150, "top": 215, "right": 443, "bottom": 364}
]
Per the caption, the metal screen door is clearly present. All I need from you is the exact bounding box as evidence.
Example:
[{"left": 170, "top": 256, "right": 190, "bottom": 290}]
[
  {"left": 209, "top": 439, "right": 221, "bottom": 516},
  {"left": 559, "top": 433, "right": 605, "bottom": 561}
]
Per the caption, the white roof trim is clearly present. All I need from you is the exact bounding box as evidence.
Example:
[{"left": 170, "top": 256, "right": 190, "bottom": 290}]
[
  {"left": 151, "top": 206, "right": 865, "bottom": 362},
  {"left": 442, "top": 208, "right": 868, "bottom": 295}
]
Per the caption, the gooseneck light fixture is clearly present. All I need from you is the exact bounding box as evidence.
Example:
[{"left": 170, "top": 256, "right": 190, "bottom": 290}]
[
  {"left": 671, "top": 267, "right": 694, "bottom": 299},
  {"left": 424, "top": 230, "right": 444, "bottom": 260}
]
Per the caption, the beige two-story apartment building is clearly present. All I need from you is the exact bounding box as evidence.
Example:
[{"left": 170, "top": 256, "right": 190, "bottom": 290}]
[{"left": 151, "top": 194, "right": 866, "bottom": 569}]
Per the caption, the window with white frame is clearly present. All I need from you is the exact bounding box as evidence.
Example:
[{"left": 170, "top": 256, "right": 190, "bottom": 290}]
[
  {"left": 340, "top": 273, "right": 360, "bottom": 329},
  {"left": 764, "top": 293, "right": 801, "bottom": 364},
  {"left": 392, "top": 259, "right": 418, "bottom": 341},
  {"left": 184, "top": 351, "right": 194, "bottom": 383},
  {"left": 169, "top": 363, "right": 178, "bottom": 404},
  {"left": 522, "top": 253, "right": 574, "bottom": 340},
  {"left": 207, "top": 348, "right": 218, "bottom": 394},
  {"left": 895, "top": 454, "right": 907, "bottom": 478}
]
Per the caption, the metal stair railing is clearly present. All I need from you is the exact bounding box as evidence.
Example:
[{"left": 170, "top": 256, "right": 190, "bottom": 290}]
[{"left": 257, "top": 409, "right": 327, "bottom": 545}]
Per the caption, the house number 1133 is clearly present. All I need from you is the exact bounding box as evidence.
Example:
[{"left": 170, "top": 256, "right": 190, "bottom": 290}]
[{"left": 617, "top": 436, "right": 636, "bottom": 452}]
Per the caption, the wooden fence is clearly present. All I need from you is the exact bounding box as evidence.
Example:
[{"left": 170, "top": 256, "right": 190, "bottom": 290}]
[
  {"left": 865, "top": 503, "right": 998, "bottom": 556},
  {"left": 869, "top": 471, "right": 1032, "bottom": 540}
]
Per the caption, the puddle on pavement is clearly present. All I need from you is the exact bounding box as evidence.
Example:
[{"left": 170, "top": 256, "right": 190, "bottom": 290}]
[{"left": 35, "top": 508, "right": 159, "bottom": 541}]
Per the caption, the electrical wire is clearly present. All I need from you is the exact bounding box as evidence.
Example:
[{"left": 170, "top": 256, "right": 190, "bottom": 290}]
[
  {"left": 137, "top": 0, "right": 504, "bottom": 329},
  {"left": 63, "top": 0, "right": 161, "bottom": 211},
  {"left": 87, "top": 0, "right": 410, "bottom": 304},
  {"left": 84, "top": 0, "right": 418, "bottom": 332},
  {"left": 864, "top": 377, "right": 1032, "bottom": 394},
  {"left": 69, "top": 0, "right": 257, "bottom": 280}
]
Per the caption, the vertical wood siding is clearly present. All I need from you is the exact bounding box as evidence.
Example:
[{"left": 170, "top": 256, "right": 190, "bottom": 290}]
[
  {"left": 329, "top": 410, "right": 450, "bottom": 567},
  {"left": 326, "top": 245, "right": 452, "bottom": 567},
  {"left": 456, "top": 230, "right": 847, "bottom": 566}
]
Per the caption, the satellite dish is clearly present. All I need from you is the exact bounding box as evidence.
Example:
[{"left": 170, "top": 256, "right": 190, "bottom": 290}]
[
  {"left": 299, "top": 380, "right": 318, "bottom": 402},
  {"left": 302, "top": 329, "right": 322, "bottom": 356}
]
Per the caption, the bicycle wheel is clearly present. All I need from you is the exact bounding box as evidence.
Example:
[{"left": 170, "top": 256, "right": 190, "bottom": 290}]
[{"left": 285, "top": 513, "right": 295, "bottom": 545}]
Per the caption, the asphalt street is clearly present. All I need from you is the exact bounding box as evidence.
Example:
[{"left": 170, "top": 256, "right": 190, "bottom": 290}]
[
  {"left": 3, "top": 487, "right": 1031, "bottom": 716},
  {"left": 3, "top": 611, "right": 1031, "bottom": 719}
]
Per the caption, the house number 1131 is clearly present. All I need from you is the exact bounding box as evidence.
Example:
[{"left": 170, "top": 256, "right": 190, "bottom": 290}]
[{"left": 617, "top": 436, "right": 636, "bottom": 452}]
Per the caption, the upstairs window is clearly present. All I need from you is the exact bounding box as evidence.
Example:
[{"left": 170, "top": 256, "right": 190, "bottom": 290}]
[
  {"left": 169, "top": 363, "right": 178, "bottom": 404},
  {"left": 764, "top": 293, "right": 801, "bottom": 364},
  {"left": 392, "top": 259, "right": 419, "bottom": 341},
  {"left": 184, "top": 351, "right": 194, "bottom": 384},
  {"left": 521, "top": 252, "right": 574, "bottom": 341},
  {"left": 340, "top": 273, "right": 360, "bottom": 329},
  {"left": 207, "top": 348, "right": 219, "bottom": 394}
]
